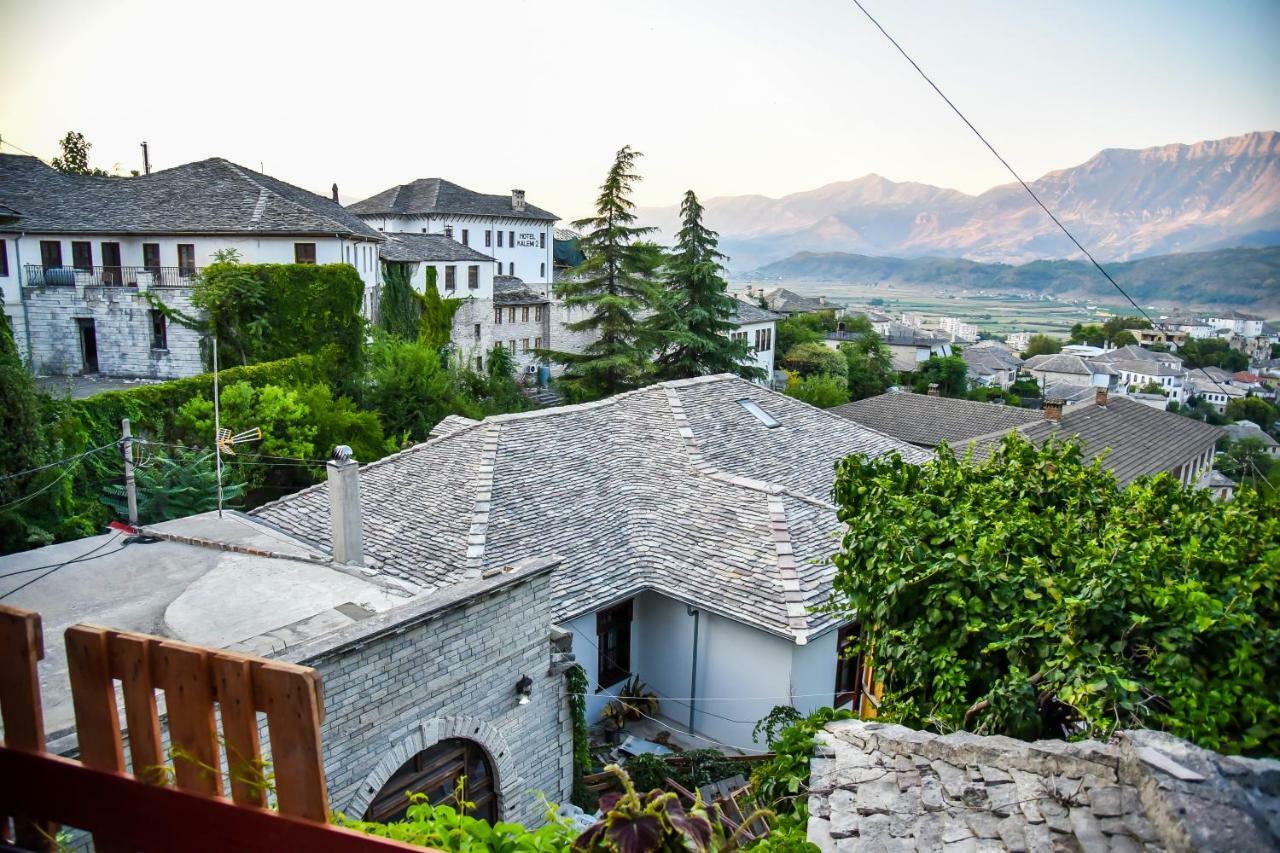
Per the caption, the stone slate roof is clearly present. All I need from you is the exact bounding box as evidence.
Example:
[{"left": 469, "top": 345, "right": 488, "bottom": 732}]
[
  {"left": 809, "top": 719, "right": 1280, "bottom": 852},
  {"left": 380, "top": 232, "right": 493, "bottom": 262},
  {"left": 963, "top": 348, "right": 1022, "bottom": 376},
  {"left": 1091, "top": 344, "right": 1183, "bottom": 366},
  {"left": 730, "top": 301, "right": 784, "bottom": 325},
  {"left": 1224, "top": 421, "right": 1278, "bottom": 447},
  {"left": 1108, "top": 359, "right": 1187, "bottom": 378},
  {"left": 1024, "top": 353, "right": 1117, "bottom": 377},
  {"left": 1042, "top": 382, "right": 1100, "bottom": 405},
  {"left": 973, "top": 396, "right": 1224, "bottom": 486},
  {"left": 0, "top": 154, "right": 382, "bottom": 239},
  {"left": 251, "top": 376, "right": 930, "bottom": 640},
  {"left": 348, "top": 178, "right": 557, "bottom": 221},
  {"left": 831, "top": 392, "right": 1041, "bottom": 449},
  {"left": 493, "top": 276, "right": 549, "bottom": 305},
  {"left": 760, "top": 288, "right": 829, "bottom": 314}
]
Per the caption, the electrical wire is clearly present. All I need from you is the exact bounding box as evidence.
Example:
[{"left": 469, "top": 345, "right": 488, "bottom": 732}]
[
  {"left": 0, "top": 534, "right": 127, "bottom": 601},
  {"left": 0, "top": 441, "right": 121, "bottom": 483},
  {"left": 0, "top": 135, "right": 41, "bottom": 158},
  {"left": 846, "top": 0, "right": 1234, "bottom": 398}
]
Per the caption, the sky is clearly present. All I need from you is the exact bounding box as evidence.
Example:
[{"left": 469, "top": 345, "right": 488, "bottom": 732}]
[{"left": 1, "top": 0, "right": 1277, "bottom": 220}]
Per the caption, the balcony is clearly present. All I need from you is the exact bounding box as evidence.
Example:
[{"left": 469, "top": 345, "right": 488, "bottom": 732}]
[{"left": 23, "top": 264, "right": 201, "bottom": 289}]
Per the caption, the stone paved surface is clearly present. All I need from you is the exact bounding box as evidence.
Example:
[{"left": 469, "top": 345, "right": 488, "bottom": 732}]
[{"left": 808, "top": 720, "right": 1280, "bottom": 852}]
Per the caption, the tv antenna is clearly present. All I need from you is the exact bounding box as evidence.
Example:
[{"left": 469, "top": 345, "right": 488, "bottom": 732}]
[{"left": 211, "top": 333, "right": 261, "bottom": 516}]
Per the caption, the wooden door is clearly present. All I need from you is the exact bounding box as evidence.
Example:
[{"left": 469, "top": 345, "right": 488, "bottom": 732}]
[
  {"left": 364, "top": 738, "right": 497, "bottom": 824},
  {"left": 100, "top": 242, "right": 122, "bottom": 285}
]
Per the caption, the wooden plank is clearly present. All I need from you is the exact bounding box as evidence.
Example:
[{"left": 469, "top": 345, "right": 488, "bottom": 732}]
[
  {"left": 0, "top": 745, "right": 432, "bottom": 853},
  {"left": 109, "top": 632, "right": 166, "bottom": 786},
  {"left": 255, "top": 662, "right": 329, "bottom": 822},
  {"left": 153, "top": 640, "right": 222, "bottom": 796},
  {"left": 211, "top": 653, "right": 268, "bottom": 808},
  {"left": 0, "top": 605, "right": 55, "bottom": 851}
]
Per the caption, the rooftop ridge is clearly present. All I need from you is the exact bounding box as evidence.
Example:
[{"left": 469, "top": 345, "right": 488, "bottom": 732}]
[
  {"left": 463, "top": 423, "right": 501, "bottom": 579},
  {"left": 767, "top": 494, "right": 810, "bottom": 637}
]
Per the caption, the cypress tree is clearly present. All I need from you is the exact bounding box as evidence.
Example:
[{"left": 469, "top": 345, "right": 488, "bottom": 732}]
[
  {"left": 550, "top": 146, "right": 657, "bottom": 399},
  {"left": 653, "top": 190, "right": 764, "bottom": 381}
]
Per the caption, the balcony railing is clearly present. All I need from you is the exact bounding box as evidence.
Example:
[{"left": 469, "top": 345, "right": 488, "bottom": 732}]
[{"left": 23, "top": 264, "right": 200, "bottom": 288}]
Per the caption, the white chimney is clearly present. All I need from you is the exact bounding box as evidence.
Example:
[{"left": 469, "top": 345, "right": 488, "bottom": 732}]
[
  {"left": 511, "top": 189, "right": 526, "bottom": 212},
  {"left": 326, "top": 452, "right": 364, "bottom": 566}
]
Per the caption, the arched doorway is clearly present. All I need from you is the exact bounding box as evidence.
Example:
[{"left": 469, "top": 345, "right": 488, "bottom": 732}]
[{"left": 363, "top": 737, "right": 498, "bottom": 823}]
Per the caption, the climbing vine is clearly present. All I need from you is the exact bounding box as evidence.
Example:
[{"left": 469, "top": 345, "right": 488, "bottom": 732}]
[{"left": 565, "top": 663, "right": 593, "bottom": 809}]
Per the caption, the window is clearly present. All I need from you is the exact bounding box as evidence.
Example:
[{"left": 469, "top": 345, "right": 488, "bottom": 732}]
[
  {"left": 445, "top": 265, "right": 457, "bottom": 290},
  {"left": 522, "top": 338, "right": 530, "bottom": 351},
  {"left": 40, "top": 240, "right": 63, "bottom": 269},
  {"left": 834, "top": 623, "right": 865, "bottom": 708},
  {"left": 754, "top": 327, "right": 772, "bottom": 352},
  {"left": 539, "top": 232, "right": 546, "bottom": 249},
  {"left": 71, "top": 241, "right": 92, "bottom": 271},
  {"left": 535, "top": 336, "right": 542, "bottom": 349},
  {"left": 0, "top": 240, "right": 7, "bottom": 276},
  {"left": 149, "top": 309, "right": 168, "bottom": 350},
  {"left": 363, "top": 738, "right": 498, "bottom": 825},
  {"left": 494, "top": 307, "right": 503, "bottom": 325},
  {"left": 475, "top": 355, "right": 483, "bottom": 370},
  {"left": 540, "top": 262, "right": 545, "bottom": 278},
  {"left": 508, "top": 230, "right": 514, "bottom": 247},
  {"left": 596, "top": 599, "right": 633, "bottom": 688},
  {"left": 497, "top": 231, "right": 504, "bottom": 248},
  {"left": 177, "top": 244, "right": 196, "bottom": 277},
  {"left": 485, "top": 230, "right": 492, "bottom": 247},
  {"left": 535, "top": 305, "right": 544, "bottom": 321},
  {"left": 510, "top": 263, "right": 515, "bottom": 278},
  {"left": 294, "top": 243, "right": 317, "bottom": 264},
  {"left": 461, "top": 229, "right": 469, "bottom": 246},
  {"left": 142, "top": 243, "right": 161, "bottom": 272},
  {"left": 738, "top": 398, "right": 780, "bottom": 428},
  {"left": 522, "top": 306, "right": 529, "bottom": 322},
  {"left": 468, "top": 265, "right": 479, "bottom": 289},
  {"left": 474, "top": 323, "right": 481, "bottom": 340},
  {"left": 508, "top": 339, "right": 516, "bottom": 352},
  {"left": 497, "top": 262, "right": 503, "bottom": 275},
  {"left": 508, "top": 307, "right": 516, "bottom": 323}
]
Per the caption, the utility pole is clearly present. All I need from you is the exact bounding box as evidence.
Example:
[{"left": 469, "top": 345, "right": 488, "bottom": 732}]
[
  {"left": 140, "top": 141, "right": 151, "bottom": 175},
  {"left": 121, "top": 418, "right": 138, "bottom": 527},
  {"left": 213, "top": 335, "right": 223, "bottom": 517}
]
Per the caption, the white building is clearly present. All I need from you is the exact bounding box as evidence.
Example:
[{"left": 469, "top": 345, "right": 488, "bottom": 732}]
[
  {"left": 349, "top": 179, "right": 557, "bottom": 285},
  {"left": 0, "top": 154, "right": 382, "bottom": 378},
  {"left": 1005, "top": 331, "right": 1032, "bottom": 353},
  {"left": 1205, "top": 310, "right": 1265, "bottom": 339},
  {"left": 938, "top": 316, "right": 979, "bottom": 343},
  {"left": 728, "top": 301, "right": 783, "bottom": 380}
]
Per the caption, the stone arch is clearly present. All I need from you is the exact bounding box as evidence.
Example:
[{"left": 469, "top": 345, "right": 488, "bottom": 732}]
[{"left": 346, "top": 714, "right": 522, "bottom": 821}]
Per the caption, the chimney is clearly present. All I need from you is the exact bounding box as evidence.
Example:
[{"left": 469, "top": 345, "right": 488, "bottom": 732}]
[
  {"left": 444, "top": 224, "right": 454, "bottom": 240},
  {"left": 1044, "top": 399, "right": 1064, "bottom": 421},
  {"left": 511, "top": 189, "right": 526, "bottom": 212},
  {"left": 927, "top": 383, "right": 940, "bottom": 397},
  {"left": 1095, "top": 387, "right": 1108, "bottom": 407},
  {"left": 331, "top": 183, "right": 339, "bottom": 203},
  {"left": 326, "top": 450, "right": 364, "bottom": 566}
]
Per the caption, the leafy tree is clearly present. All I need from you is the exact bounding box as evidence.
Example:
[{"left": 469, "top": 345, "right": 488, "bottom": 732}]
[
  {"left": 50, "top": 131, "right": 109, "bottom": 176},
  {"left": 1110, "top": 329, "right": 1139, "bottom": 347},
  {"left": 909, "top": 354, "right": 967, "bottom": 397},
  {"left": 1137, "top": 380, "right": 1165, "bottom": 395},
  {"left": 1022, "top": 334, "right": 1062, "bottom": 358},
  {"left": 417, "top": 266, "right": 461, "bottom": 353},
  {"left": 839, "top": 334, "right": 894, "bottom": 401},
  {"left": 651, "top": 191, "right": 763, "bottom": 381},
  {"left": 1217, "top": 438, "right": 1275, "bottom": 496},
  {"left": 830, "top": 435, "right": 1280, "bottom": 753},
  {"left": 777, "top": 313, "right": 836, "bottom": 355},
  {"left": 1102, "top": 315, "right": 1150, "bottom": 342},
  {"left": 378, "top": 262, "right": 421, "bottom": 341},
  {"left": 0, "top": 296, "right": 49, "bottom": 549},
  {"left": 966, "top": 386, "right": 1020, "bottom": 406},
  {"left": 784, "top": 373, "right": 849, "bottom": 408},
  {"left": 297, "top": 383, "right": 390, "bottom": 464},
  {"left": 1068, "top": 323, "right": 1106, "bottom": 347},
  {"left": 1226, "top": 396, "right": 1278, "bottom": 431},
  {"left": 1181, "top": 338, "right": 1248, "bottom": 372},
  {"left": 364, "top": 336, "right": 478, "bottom": 442},
  {"left": 102, "top": 447, "right": 242, "bottom": 524},
  {"left": 781, "top": 342, "right": 845, "bottom": 378},
  {"left": 550, "top": 146, "right": 657, "bottom": 399}
]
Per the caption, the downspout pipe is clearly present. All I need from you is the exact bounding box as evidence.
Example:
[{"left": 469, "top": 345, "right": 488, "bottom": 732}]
[{"left": 687, "top": 605, "right": 700, "bottom": 735}]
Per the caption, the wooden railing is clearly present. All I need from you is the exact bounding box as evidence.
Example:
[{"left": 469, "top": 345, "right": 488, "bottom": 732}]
[{"left": 0, "top": 604, "right": 427, "bottom": 852}]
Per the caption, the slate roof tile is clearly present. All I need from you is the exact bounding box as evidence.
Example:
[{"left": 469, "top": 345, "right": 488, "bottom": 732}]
[
  {"left": 831, "top": 392, "right": 1041, "bottom": 449},
  {"left": 348, "top": 177, "right": 557, "bottom": 221}
]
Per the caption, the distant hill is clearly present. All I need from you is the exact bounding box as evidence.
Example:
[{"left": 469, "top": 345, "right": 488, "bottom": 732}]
[
  {"left": 752, "top": 246, "right": 1280, "bottom": 313},
  {"left": 638, "top": 132, "right": 1280, "bottom": 271}
]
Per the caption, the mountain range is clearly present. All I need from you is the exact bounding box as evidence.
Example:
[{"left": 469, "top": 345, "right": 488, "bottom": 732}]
[{"left": 636, "top": 131, "right": 1280, "bottom": 272}]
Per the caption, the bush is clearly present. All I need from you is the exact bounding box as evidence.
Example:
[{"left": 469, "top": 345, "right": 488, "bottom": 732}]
[
  {"left": 751, "top": 707, "right": 853, "bottom": 818},
  {"left": 337, "top": 794, "right": 576, "bottom": 851},
  {"left": 781, "top": 342, "right": 845, "bottom": 378},
  {"left": 784, "top": 373, "right": 849, "bottom": 409},
  {"left": 831, "top": 434, "right": 1280, "bottom": 754},
  {"left": 365, "top": 335, "right": 480, "bottom": 442}
]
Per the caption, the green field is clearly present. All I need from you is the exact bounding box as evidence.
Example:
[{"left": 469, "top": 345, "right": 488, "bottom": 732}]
[{"left": 752, "top": 279, "right": 1136, "bottom": 337}]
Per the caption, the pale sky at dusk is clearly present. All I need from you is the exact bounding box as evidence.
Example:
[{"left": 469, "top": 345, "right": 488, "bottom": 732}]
[{"left": 2, "top": 0, "right": 1277, "bottom": 220}]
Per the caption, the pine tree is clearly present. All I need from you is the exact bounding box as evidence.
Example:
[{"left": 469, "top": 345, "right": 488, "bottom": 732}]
[
  {"left": 652, "top": 191, "right": 764, "bottom": 381},
  {"left": 550, "top": 146, "right": 657, "bottom": 399}
]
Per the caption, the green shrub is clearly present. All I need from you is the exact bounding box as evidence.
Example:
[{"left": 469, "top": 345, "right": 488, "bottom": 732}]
[
  {"left": 784, "top": 373, "right": 849, "bottom": 409},
  {"left": 751, "top": 707, "right": 853, "bottom": 818},
  {"left": 337, "top": 794, "right": 576, "bottom": 852}
]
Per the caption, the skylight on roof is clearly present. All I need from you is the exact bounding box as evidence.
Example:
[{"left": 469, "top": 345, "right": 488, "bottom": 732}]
[{"left": 738, "top": 399, "right": 780, "bottom": 428}]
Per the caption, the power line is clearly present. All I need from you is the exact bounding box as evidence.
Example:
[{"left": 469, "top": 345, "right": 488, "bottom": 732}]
[
  {"left": 846, "top": 0, "right": 1233, "bottom": 398},
  {"left": 0, "top": 135, "right": 41, "bottom": 158},
  {"left": 0, "top": 441, "right": 121, "bottom": 483},
  {"left": 0, "top": 534, "right": 127, "bottom": 601}
]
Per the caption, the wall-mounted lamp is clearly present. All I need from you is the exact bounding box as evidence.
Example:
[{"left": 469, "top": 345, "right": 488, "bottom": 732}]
[{"left": 516, "top": 675, "right": 533, "bottom": 705}]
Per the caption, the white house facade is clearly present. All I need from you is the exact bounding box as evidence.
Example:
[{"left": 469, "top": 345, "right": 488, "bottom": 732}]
[{"left": 0, "top": 154, "right": 382, "bottom": 377}]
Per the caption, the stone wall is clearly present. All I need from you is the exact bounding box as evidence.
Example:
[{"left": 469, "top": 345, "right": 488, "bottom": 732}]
[
  {"left": 23, "top": 283, "right": 203, "bottom": 378},
  {"left": 288, "top": 564, "right": 573, "bottom": 826}
]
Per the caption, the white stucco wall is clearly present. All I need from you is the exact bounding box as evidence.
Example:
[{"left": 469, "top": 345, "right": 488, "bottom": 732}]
[
  {"left": 407, "top": 260, "right": 496, "bottom": 301},
  {"left": 371, "top": 214, "right": 555, "bottom": 284},
  {"left": 565, "top": 609, "right": 634, "bottom": 726},
  {"left": 790, "top": 627, "right": 838, "bottom": 716},
  {"left": 731, "top": 319, "right": 777, "bottom": 381}
]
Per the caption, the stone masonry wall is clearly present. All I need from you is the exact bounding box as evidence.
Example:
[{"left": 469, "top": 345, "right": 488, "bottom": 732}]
[
  {"left": 296, "top": 569, "right": 573, "bottom": 826},
  {"left": 23, "top": 283, "right": 203, "bottom": 378}
]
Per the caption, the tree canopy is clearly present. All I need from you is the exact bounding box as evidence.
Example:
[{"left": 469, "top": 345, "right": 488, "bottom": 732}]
[
  {"left": 50, "top": 131, "right": 110, "bottom": 177},
  {"left": 831, "top": 435, "right": 1279, "bottom": 754},
  {"left": 651, "top": 191, "right": 763, "bottom": 381},
  {"left": 550, "top": 146, "right": 657, "bottom": 399},
  {"left": 909, "top": 354, "right": 967, "bottom": 397},
  {"left": 1022, "top": 334, "right": 1062, "bottom": 358}
]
